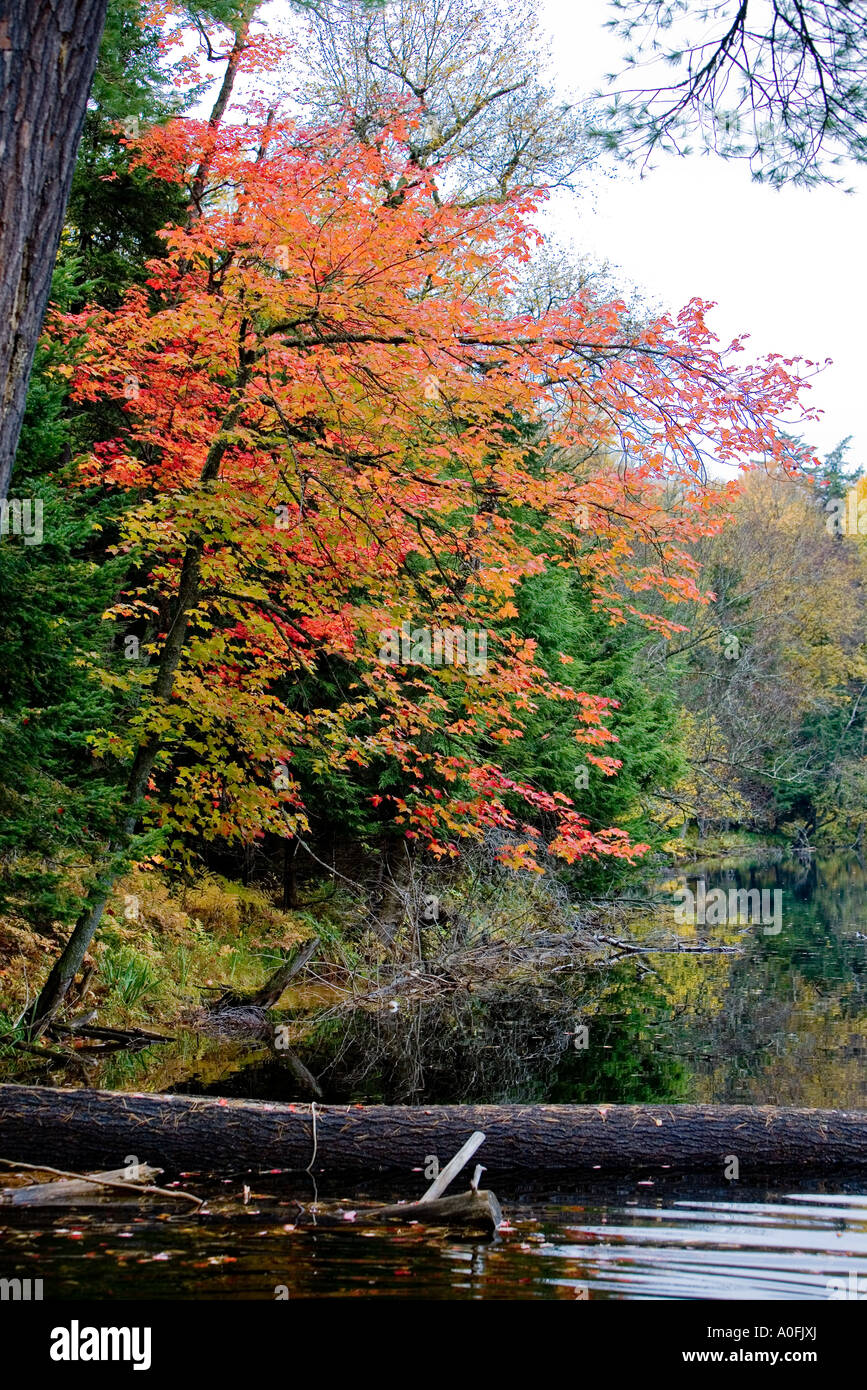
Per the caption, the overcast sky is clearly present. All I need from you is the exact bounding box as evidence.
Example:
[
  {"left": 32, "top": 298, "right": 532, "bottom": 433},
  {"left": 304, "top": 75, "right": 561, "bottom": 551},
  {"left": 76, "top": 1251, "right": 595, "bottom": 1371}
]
[
  {"left": 256, "top": 0, "right": 867, "bottom": 467},
  {"left": 537, "top": 0, "right": 867, "bottom": 468}
]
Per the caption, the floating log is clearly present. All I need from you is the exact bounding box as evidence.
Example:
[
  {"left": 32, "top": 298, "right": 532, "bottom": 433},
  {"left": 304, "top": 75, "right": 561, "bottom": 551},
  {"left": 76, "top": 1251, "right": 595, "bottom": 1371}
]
[
  {"left": 2, "top": 1085, "right": 867, "bottom": 1176},
  {"left": 279, "top": 1188, "right": 502, "bottom": 1231}
]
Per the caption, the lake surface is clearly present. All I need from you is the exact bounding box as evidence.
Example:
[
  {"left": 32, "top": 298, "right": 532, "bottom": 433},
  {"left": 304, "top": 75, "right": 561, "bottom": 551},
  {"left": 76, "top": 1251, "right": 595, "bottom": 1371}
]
[
  {"left": 2, "top": 1176, "right": 866, "bottom": 1300},
  {"left": 3, "top": 849, "right": 867, "bottom": 1299}
]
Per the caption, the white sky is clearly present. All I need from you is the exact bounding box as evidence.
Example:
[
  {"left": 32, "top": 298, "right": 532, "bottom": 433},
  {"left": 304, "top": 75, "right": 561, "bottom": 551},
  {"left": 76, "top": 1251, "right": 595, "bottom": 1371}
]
[
  {"left": 252, "top": 0, "right": 867, "bottom": 466},
  {"left": 537, "top": 0, "right": 867, "bottom": 467}
]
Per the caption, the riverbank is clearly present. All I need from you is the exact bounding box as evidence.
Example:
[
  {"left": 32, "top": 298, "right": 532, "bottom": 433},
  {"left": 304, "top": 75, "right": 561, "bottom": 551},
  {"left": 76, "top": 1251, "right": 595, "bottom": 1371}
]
[
  {"left": 1, "top": 834, "right": 775, "bottom": 1041},
  {"left": 0, "top": 856, "right": 638, "bottom": 1054},
  {"left": 3, "top": 844, "right": 866, "bottom": 1111}
]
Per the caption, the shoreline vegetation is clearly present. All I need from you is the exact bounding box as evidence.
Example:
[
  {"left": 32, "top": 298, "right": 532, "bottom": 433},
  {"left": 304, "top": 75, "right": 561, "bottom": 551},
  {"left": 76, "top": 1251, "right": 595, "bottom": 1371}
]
[
  {"left": 0, "top": 831, "right": 809, "bottom": 1081},
  {"left": 3, "top": 3, "right": 867, "bottom": 1111}
]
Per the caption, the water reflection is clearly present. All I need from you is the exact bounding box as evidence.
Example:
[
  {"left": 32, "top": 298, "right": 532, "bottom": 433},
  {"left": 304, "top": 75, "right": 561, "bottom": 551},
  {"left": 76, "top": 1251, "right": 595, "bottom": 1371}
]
[
  {"left": 158, "top": 851, "right": 867, "bottom": 1107},
  {"left": 2, "top": 1177, "right": 865, "bottom": 1300},
  {"left": 6, "top": 851, "right": 867, "bottom": 1108}
]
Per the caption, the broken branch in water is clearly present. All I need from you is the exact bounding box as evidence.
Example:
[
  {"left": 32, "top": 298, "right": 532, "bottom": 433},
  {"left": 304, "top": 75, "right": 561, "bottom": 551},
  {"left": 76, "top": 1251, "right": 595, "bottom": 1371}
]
[
  {"left": 1, "top": 1163, "right": 163, "bottom": 1206},
  {"left": 291, "top": 1131, "right": 503, "bottom": 1232},
  {"left": 365, "top": 1130, "right": 503, "bottom": 1230},
  {"left": 0, "top": 1156, "right": 205, "bottom": 1207},
  {"left": 372, "top": 1187, "right": 502, "bottom": 1230},
  {"left": 591, "top": 932, "right": 742, "bottom": 957},
  {"left": 420, "top": 1130, "right": 486, "bottom": 1202}
]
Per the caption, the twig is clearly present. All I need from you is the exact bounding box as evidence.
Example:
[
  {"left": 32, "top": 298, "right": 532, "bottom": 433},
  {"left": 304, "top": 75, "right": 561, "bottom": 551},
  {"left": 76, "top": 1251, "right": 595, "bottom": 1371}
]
[
  {"left": 305, "top": 1102, "right": 319, "bottom": 1174},
  {"left": 592, "top": 932, "right": 742, "bottom": 956}
]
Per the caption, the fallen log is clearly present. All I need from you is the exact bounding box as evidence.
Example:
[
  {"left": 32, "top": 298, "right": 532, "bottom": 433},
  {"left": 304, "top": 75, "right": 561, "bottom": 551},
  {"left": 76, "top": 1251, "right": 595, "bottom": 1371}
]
[
  {"left": 277, "top": 1189, "right": 502, "bottom": 1231},
  {"left": 211, "top": 938, "right": 319, "bottom": 1012},
  {"left": 49, "top": 1024, "right": 174, "bottom": 1045},
  {"left": 2, "top": 1085, "right": 867, "bottom": 1175}
]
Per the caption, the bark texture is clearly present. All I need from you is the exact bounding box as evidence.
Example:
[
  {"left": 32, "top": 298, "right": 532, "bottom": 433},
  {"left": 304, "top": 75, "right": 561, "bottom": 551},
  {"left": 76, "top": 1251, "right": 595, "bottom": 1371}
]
[
  {"left": 2, "top": 1086, "right": 866, "bottom": 1175},
  {"left": 0, "top": 0, "right": 109, "bottom": 498}
]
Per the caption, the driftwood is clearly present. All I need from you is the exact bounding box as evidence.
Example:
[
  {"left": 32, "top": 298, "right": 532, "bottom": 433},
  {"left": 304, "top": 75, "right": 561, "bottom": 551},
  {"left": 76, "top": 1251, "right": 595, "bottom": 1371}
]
[
  {"left": 282, "top": 1189, "right": 501, "bottom": 1231},
  {"left": 286, "top": 1133, "right": 503, "bottom": 1231},
  {"left": 592, "top": 932, "right": 742, "bottom": 957},
  {"left": 372, "top": 1188, "right": 502, "bottom": 1230},
  {"left": 0, "top": 1156, "right": 204, "bottom": 1207},
  {"left": 366, "top": 1129, "right": 501, "bottom": 1228},
  {"left": 2, "top": 1085, "right": 867, "bottom": 1175},
  {"left": 420, "top": 1131, "right": 485, "bottom": 1201},
  {"left": 0, "top": 1162, "right": 163, "bottom": 1206}
]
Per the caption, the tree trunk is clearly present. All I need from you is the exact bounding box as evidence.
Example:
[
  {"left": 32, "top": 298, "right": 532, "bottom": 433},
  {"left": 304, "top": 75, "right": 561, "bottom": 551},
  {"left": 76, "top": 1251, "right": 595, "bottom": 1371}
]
[
  {"left": 211, "top": 937, "right": 319, "bottom": 1010},
  {"left": 2, "top": 1086, "right": 866, "bottom": 1175},
  {"left": 23, "top": 394, "right": 249, "bottom": 1033},
  {"left": 20, "top": 4, "right": 263, "bottom": 1031},
  {"left": 187, "top": 16, "right": 252, "bottom": 222},
  {"left": 0, "top": 0, "right": 109, "bottom": 499}
]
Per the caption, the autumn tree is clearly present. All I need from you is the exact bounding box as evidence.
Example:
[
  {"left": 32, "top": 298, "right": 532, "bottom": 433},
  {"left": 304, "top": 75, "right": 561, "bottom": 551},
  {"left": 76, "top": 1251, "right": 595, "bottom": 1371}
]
[
  {"left": 16, "top": 73, "right": 815, "bottom": 1034},
  {"left": 0, "top": 1, "right": 257, "bottom": 938},
  {"left": 0, "top": 0, "right": 392, "bottom": 501},
  {"left": 661, "top": 466, "right": 867, "bottom": 836},
  {"left": 301, "top": 0, "right": 593, "bottom": 203}
]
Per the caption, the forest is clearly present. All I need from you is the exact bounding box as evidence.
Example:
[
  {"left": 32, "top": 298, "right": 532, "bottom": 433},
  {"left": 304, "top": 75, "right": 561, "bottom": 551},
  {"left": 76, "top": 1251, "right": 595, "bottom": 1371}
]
[
  {"left": 2, "top": 0, "right": 865, "bottom": 1035},
  {"left": 1, "top": 0, "right": 867, "bottom": 1315}
]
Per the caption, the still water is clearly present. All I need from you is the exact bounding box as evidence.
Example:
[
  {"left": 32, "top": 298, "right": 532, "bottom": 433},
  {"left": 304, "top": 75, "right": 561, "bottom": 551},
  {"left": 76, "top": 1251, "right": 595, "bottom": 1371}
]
[
  {"left": 2, "top": 851, "right": 866, "bottom": 1299},
  {"left": 2, "top": 1177, "right": 866, "bottom": 1300}
]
